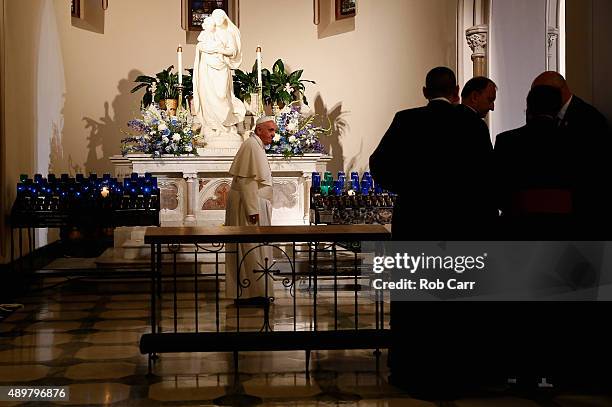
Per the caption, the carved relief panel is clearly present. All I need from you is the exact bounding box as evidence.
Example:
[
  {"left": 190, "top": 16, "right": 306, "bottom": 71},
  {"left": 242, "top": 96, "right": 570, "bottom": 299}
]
[
  {"left": 199, "top": 179, "right": 231, "bottom": 211},
  {"left": 159, "top": 178, "right": 185, "bottom": 224}
]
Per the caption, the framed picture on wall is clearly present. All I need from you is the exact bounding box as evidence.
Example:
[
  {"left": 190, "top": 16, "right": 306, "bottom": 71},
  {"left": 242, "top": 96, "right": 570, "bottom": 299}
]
[
  {"left": 71, "top": 0, "right": 80, "bottom": 18},
  {"left": 187, "top": 0, "right": 230, "bottom": 30},
  {"left": 335, "top": 0, "right": 356, "bottom": 20}
]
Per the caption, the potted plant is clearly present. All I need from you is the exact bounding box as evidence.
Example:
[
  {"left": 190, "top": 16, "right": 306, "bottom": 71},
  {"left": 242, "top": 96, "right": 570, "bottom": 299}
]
[
  {"left": 233, "top": 63, "right": 265, "bottom": 113},
  {"left": 233, "top": 59, "right": 315, "bottom": 114},
  {"left": 265, "top": 59, "right": 315, "bottom": 111},
  {"left": 131, "top": 66, "right": 193, "bottom": 111}
]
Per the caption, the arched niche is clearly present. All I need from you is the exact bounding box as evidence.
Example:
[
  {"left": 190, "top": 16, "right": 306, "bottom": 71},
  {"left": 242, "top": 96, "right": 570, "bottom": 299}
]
[{"left": 457, "top": 0, "right": 565, "bottom": 140}]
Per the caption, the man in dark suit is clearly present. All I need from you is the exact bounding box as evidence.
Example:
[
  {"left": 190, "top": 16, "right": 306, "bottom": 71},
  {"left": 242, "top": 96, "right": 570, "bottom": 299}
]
[
  {"left": 370, "top": 67, "right": 495, "bottom": 241},
  {"left": 457, "top": 76, "right": 499, "bottom": 222},
  {"left": 459, "top": 76, "right": 497, "bottom": 123},
  {"left": 495, "top": 85, "right": 573, "bottom": 238},
  {"left": 370, "top": 68, "right": 498, "bottom": 397},
  {"left": 532, "top": 71, "right": 608, "bottom": 134},
  {"left": 495, "top": 86, "right": 611, "bottom": 393},
  {"left": 531, "top": 72, "right": 610, "bottom": 234}
]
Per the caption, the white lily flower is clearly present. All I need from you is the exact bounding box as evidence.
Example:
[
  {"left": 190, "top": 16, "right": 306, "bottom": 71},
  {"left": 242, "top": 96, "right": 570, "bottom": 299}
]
[
  {"left": 162, "top": 136, "right": 169, "bottom": 144},
  {"left": 284, "top": 83, "right": 293, "bottom": 93},
  {"left": 273, "top": 134, "right": 281, "bottom": 142},
  {"left": 288, "top": 135, "right": 297, "bottom": 144},
  {"left": 172, "top": 133, "right": 181, "bottom": 142},
  {"left": 287, "top": 118, "right": 300, "bottom": 131},
  {"left": 299, "top": 104, "right": 313, "bottom": 117}
]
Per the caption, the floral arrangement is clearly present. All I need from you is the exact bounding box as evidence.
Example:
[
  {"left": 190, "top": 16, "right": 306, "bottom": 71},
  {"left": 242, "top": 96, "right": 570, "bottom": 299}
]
[
  {"left": 267, "top": 103, "right": 330, "bottom": 158},
  {"left": 121, "top": 104, "right": 197, "bottom": 158}
]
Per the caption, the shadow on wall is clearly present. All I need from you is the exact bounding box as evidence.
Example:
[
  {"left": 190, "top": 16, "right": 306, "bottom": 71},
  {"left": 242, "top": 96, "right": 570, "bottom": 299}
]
[
  {"left": 50, "top": 102, "right": 83, "bottom": 177},
  {"left": 49, "top": 101, "right": 66, "bottom": 175},
  {"left": 313, "top": 94, "right": 352, "bottom": 175},
  {"left": 83, "top": 69, "right": 142, "bottom": 175}
]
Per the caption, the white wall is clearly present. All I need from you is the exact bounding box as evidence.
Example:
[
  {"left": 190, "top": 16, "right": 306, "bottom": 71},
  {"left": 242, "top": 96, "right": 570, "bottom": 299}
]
[
  {"left": 11, "top": 0, "right": 457, "bottom": 177},
  {"left": 238, "top": 0, "right": 457, "bottom": 174},
  {"left": 1, "top": 0, "right": 457, "bottom": 259},
  {"left": 489, "top": 0, "right": 548, "bottom": 140}
]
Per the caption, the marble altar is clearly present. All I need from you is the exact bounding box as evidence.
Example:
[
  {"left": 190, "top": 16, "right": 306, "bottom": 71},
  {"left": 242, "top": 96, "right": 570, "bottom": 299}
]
[{"left": 110, "top": 151, "right": 330, "bottom": 227}]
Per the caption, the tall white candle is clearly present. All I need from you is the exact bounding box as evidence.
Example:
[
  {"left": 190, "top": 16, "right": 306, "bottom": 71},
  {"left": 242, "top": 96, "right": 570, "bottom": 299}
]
[
  {"left": 256, "top": 46, "right": 262, "bottom": 88},
  {"left": 177, "top": 45, "right": 183, "bottom": 85}
]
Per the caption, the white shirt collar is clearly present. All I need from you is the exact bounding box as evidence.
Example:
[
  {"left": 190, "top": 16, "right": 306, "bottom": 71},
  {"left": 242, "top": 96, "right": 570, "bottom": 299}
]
[
  {"left": 558, "top": 95, "right": 573, "bottom": 121},
  {"left": 430, "top": 97, "right": 452, "bottom": 104}
]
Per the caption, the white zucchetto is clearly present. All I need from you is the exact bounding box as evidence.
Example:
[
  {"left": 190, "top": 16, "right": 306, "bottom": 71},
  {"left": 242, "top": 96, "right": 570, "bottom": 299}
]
[{"left": 256, "top": 116, "right": 276, "bottom": 126}]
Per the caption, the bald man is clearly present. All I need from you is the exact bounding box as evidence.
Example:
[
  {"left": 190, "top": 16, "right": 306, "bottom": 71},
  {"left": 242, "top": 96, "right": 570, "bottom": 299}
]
[
  {"left": 532, "top": 71, "right": 608, "bottom": 134},
  {"left": 531, "top": 72, "right": 610, "bottom": 235}
]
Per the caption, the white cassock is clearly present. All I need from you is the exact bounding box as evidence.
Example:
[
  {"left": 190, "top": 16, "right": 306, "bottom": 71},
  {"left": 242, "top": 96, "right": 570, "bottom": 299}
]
[{"left": 225, "top": 134, "right": 274, "bottom": 299}]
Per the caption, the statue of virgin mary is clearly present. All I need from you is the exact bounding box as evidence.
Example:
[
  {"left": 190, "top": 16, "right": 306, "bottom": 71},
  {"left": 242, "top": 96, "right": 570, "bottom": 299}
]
[{"left": 193, "top": 9, "right": 246, "bottom": 148}]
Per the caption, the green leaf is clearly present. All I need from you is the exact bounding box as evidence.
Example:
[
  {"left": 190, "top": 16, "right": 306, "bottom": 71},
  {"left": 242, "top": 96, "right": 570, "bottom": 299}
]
[
  {"left": 134, "top": 75, "right": 156, "bottom": 83},
  {"left": 288, "top": 70, "right": 303, "bottom": 82},
  {"left": 273, "top": 59, "right": 285, "bottom": 75},
  {"left": 131, "top": 83, "right": 150, "bottom": 93}
]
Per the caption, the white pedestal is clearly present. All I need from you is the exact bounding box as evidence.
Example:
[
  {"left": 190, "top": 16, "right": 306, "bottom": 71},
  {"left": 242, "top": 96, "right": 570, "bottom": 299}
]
[{"left": 110, "top": 152, "right": 331, "bottom": 227}]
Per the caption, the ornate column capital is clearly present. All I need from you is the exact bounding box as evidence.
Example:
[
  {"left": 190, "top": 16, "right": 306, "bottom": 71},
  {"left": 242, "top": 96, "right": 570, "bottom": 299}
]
[
  {"left": 466, "top": 24, "right": 488, "bottom": 60},
  {"left": 547, "top": 26, "right": 559, "bottom": 55}
]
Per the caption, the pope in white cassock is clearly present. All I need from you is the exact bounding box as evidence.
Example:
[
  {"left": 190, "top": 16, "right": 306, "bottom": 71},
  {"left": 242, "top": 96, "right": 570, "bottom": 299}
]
[{"left": 225, "top": 116, "right": 277, "bottom": 304}]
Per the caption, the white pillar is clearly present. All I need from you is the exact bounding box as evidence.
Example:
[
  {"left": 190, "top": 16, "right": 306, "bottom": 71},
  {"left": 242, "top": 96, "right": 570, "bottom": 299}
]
[{"left": 184, "top": 173, "right": 198, "bottom": 225}]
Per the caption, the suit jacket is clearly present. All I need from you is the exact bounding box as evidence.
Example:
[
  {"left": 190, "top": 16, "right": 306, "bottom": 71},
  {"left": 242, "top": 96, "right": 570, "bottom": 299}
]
[
  {"left": 561, "top": 96, "right": 611, "bottom": 232},
  {"left": 561, "top": 95, "right": 608, "bottom": 136},
  {"left": 369, "top": 100, "right": 496, "bottom": 240},
  {"left": 495, "top": 118, "right": 579, "bottom": 238},
  {"left": 456, "top": 104, "right": 493, "bottom": 149}
]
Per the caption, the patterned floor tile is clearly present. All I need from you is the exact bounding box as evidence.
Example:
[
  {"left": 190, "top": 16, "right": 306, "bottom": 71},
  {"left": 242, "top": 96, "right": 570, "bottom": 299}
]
[
  {"left": 60, "top": 383, "right": 131, "bottom": 405},
  {"left": 64, "top": 362, "right": 136, "bottom": 380},
  {"left": 12, "top": 333, "right": 74, "bottom": 347},
  {"left": 74, "top": 345, "right": 140, "bottom": 361},
  {"left": 148, "top": 379, "right": 226, "bottom": 401},
  {"left": 0, "top": 347, "right": 63, "bottom": 363},
  {"left": 0, "top": 364, "right": 50, "bottom": 382},
  {"left": 83, "top": 331, "right": 141, "bottom": 345}
]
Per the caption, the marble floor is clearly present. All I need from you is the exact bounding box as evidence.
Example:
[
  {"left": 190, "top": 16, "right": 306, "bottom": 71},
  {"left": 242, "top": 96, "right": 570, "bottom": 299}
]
[{"left": 0, "top": 272, "right": 611, "bottom": 406}]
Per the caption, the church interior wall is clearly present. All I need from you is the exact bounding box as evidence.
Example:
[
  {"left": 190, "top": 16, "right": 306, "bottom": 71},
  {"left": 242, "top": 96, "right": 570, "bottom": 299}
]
[
  {"left": 562, "top": 0, "right": 611, "bottom": 126},
  {"left": 488, "top": 0, "right": 548, "bottom": 140},
  {"left": 566, "top": 0, "right": 594, "bottom": 107},
  {"left": 0, "top": 0, "right": 458, "bottom": 262},
  {"left": 588, "top": 0, "right": 612, "bottom": 127}
]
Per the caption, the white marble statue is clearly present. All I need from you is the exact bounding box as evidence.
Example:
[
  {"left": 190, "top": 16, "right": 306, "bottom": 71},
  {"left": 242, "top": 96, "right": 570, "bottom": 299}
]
[{"left": 193, "top": 10, "right": 246, "bottom": 148}]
